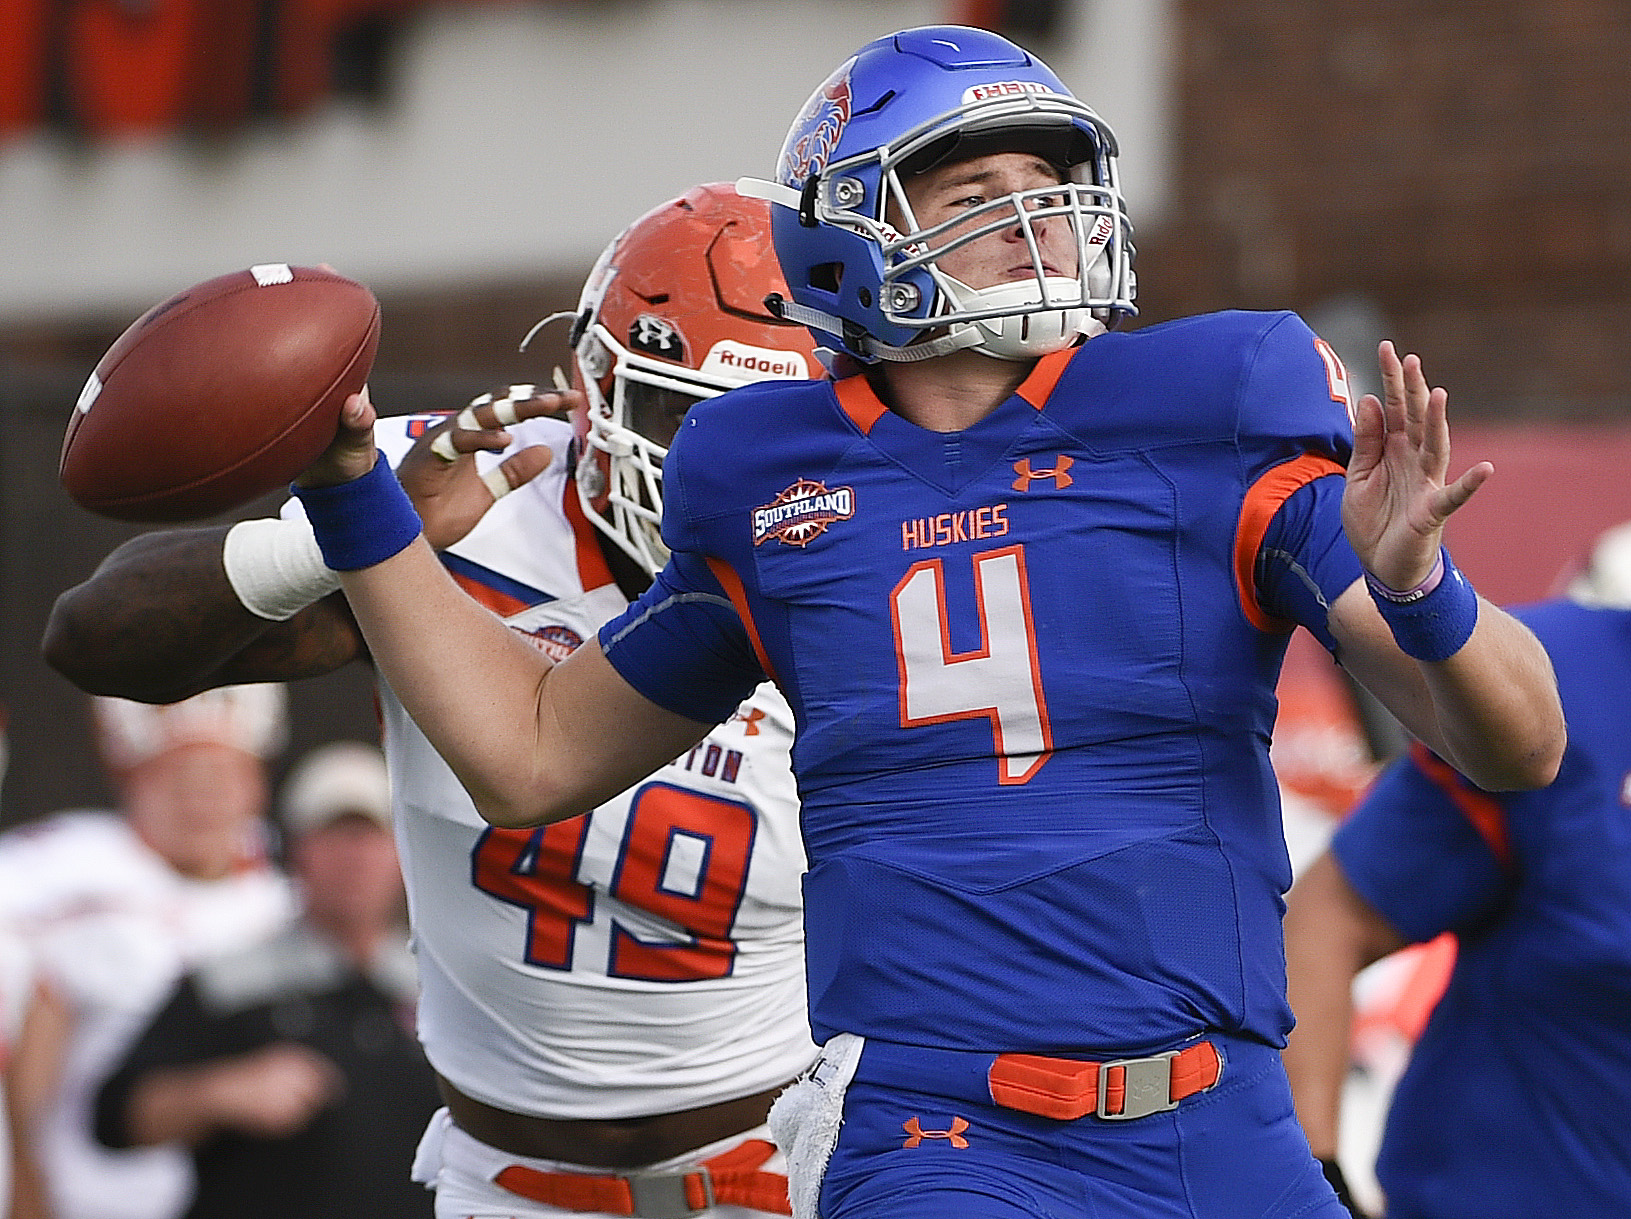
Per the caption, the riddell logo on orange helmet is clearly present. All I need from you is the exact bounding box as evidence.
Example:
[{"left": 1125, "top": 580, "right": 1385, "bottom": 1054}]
[{"left": 701, "top": 341, "right": 810, "bottom": 382}]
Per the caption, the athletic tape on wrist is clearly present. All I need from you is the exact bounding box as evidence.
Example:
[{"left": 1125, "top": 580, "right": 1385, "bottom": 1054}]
[
  {"left": 223, "top": 517, "right": 341, "bottom": 621},
  {"left": 1366, "top": 547, "right": 1478, "bottom": 662},
  {"left": 291, "top": 454, "right": 422, "bottom": 572}
]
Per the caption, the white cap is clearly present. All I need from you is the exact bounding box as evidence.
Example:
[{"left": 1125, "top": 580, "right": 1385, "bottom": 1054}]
[
  {"left": 280, "top": 741, "right": 391, "bottom": 837},
  {"left": 1567, "top": 520, "right": 1631, "bottom": 610},
  {"left": 92, "top": 684, "right": 288, "bottom": 773}
]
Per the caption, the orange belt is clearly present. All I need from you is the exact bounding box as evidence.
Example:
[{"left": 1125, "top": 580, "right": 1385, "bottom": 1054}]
[
  {"left": 493, "top": 1136, "right": 791, "bottom": 1218},
  {"left": 987, "top": 1040, "right": 1223, "bottom": 1121}
]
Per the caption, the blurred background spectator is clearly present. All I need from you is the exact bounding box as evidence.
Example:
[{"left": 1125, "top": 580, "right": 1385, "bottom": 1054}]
[
  {"left": 0, "top": 686, "right": 295, "bottom": 1219},
  {"left": 93, "top": 739, "right": 437, "bottom": 1219},
  {"left": 4, "top": 0, "right": 1629, "bottom": 830}
]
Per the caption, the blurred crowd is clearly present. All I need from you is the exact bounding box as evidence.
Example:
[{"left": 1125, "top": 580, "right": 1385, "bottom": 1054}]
[{"left": 0, "top": 686, "right": 437, "bottom": 1219}]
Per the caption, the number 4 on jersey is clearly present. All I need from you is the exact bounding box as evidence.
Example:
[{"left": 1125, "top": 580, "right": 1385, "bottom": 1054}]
[{"left": 890, "top": 544, "right": 1053, "bottom": 784}]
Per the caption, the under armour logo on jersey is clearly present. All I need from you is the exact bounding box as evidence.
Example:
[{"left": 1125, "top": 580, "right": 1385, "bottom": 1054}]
[
  {"left": 733, "top": 706, "right": 768, "bottom": 736},
  {"left": 1012, "top": 455, "right": 1074, "bottom": 491},
  {"left": 902, "top": 1116, "right": 970, "bottom": 1149},
  {"left": 629, "top": 313, "right": 687, "bottom": 362}
]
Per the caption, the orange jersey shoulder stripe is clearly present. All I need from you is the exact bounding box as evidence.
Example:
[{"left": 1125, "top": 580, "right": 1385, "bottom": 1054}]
[
  {"left": 563, "top": 475, "right": 615, "bottom": 591},
  {"left": 1233, "top": 453, "right": 1346, "bottom": 632},
  {"left": 1410, "top": 741, "right": 1514, "bottom": 871},
  {"left": 449, "top": 571, "right": 530, "bottom": 617},
  {"left": 704, "top": 556, "right": 779, "bottom": 687}
]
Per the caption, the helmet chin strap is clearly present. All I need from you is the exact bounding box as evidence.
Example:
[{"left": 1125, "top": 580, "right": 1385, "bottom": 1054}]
[
  {"left": 767, "top": 292, "right": 986, "bottom": 364},
  {"left": 938, "top": 275, "right": 1106, "bottom": 361}
]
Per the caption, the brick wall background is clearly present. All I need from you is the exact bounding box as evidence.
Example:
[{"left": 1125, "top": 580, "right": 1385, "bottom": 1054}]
[{"left": 1137, "top": 0, "right": 1631, "bottom": 419}]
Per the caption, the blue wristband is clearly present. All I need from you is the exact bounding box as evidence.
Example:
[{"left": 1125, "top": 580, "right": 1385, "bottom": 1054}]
[
  {"left": 1365, "top": 546, "right": 1479, "bottom": 662},
  {"left": 290, "top": 454, "right": 422, "bottom": 572}
]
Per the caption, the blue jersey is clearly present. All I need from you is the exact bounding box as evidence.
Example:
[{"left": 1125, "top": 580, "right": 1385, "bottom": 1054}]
[
  {"left": 1332, "top": 601, "right": 1631, "bottom": 1219},
  {"left": 602, "top": 310, "right": 1361, "bottom": 1054}
]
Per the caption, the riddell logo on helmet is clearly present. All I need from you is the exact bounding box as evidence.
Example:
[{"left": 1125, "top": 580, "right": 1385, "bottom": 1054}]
[
  {"left": 701, "top": 341, "right": 810, "bottom": 383},
  {"left": 962, "top": 81, "right": 1055, "bottom": 104}
]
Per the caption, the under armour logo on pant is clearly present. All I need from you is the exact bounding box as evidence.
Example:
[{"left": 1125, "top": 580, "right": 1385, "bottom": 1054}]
[
  {"left": 902, "top": 1116, "right": 971, "bottom": 1148},
  {"left": 1012, "top": 455, "right": 1074, "bottom": 491}
]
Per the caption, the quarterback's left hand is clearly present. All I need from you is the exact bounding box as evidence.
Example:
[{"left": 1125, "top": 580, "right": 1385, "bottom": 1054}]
[
  {"left": 398, "top": 385, "right": 581, "bottom": 549},
  {"left": 1341, "top": 341, "right": 1491, "bottom": 591}
]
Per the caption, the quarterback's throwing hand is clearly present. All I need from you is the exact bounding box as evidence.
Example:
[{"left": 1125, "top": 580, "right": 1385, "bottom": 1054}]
[{"left": 1341, "top": 341, "right": 1492, "bottom": 592}]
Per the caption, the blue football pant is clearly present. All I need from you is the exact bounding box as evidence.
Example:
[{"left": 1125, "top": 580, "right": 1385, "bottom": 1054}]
[{"left": 820, "top": 1037, "right": 1345, "bottom": 1219}]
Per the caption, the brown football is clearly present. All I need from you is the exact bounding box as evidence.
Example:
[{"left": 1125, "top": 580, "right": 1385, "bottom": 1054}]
[{"left": 60, "top": 264, "right": 380, "bottom": 522}]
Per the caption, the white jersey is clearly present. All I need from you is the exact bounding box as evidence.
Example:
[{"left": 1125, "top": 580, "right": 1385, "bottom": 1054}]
[
  {"left": 0, "top": 918, "right": 32, "bottom": 1219},
  {"left": 349, "top": 415, "right": 814, "bottom": 1120},
  {"left": 0, "top": 811, "right": 293, "bottom": 1219}
]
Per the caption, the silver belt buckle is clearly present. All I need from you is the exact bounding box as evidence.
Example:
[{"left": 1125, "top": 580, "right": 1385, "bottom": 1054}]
[
  {"left": 627, "top": 1168, "right": 711, "bottom": 1219},
  {"left": 1096, "top": 1050, "right": 1179, "bottom": 1120}
]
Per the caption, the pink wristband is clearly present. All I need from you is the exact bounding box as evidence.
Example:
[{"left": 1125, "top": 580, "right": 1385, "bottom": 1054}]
[{"left": 1364, "top": 550, "right": 1446, "bottom": 605}]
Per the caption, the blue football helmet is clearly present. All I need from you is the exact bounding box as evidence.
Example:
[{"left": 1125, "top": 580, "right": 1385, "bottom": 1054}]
[{"left": 740, "top": 25, "right": 1135, "bottom": 366}]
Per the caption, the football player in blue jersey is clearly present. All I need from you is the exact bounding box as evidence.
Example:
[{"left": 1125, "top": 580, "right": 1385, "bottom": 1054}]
[
  {"left": 1283, "top": 520, "right": 1631, "bottom": 1219},
  {"left": 288, "top": 25, "right": 1565, "bottom": 1219}
]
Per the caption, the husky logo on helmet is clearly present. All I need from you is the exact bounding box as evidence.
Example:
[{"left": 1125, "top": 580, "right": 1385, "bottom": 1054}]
[{"left": 779, "top": 59, "right": 854, "bottom": 185}]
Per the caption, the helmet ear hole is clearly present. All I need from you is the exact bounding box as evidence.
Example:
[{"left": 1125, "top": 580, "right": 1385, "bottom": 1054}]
[{"left": 809, "top": 263, "right": 844, "bottom": 293}]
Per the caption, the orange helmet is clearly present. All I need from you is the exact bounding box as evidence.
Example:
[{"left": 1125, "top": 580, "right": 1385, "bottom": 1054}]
[{"left": 568, "top": 183, "right": 820, "bottom": 573}]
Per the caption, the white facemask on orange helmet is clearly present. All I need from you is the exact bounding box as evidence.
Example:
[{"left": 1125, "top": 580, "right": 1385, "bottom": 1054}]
[{"left": 562, "top": 183, "right": 821, "bottom": 574}]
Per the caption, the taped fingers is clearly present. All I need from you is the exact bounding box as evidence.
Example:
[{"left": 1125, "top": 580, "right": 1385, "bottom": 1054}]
[
  {"left": 430, "top": 384, "right": 565, "bottom": 465},
  {"left": 480, "top": 464, "right": 513, "bottom": 502},
  {"left": 429, "top": 428, "right": 460, "bottom": 463}
]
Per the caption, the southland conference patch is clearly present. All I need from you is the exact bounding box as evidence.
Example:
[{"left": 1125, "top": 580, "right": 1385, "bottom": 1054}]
[{"left": 752, "top": 478, "right": 855, "bottom": 547}]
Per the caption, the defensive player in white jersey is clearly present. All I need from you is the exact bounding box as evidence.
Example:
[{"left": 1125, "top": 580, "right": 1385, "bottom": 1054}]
[
  {"left": 0, "top": 686, "right": 295, "bottom": 1219},
  {"left": 45, "top": 183, "right": 822, "bottom": 1218}
]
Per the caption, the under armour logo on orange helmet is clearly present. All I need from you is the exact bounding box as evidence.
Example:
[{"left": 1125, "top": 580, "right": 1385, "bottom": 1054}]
[
  {"left": 1012, "top": 455, "right": 1074, "bottom": 491},
  {"left": 902, "top": 1116, "right": 970, "bottom": 1149}
]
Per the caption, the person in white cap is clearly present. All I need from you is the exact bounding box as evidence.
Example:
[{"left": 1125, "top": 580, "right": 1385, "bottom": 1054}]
[
  {"left": 0, "top": 685, "right": 294, "bottom": 1219},
  {"left": 92, "top": 739, "right": 439, "bottom": 1219}
]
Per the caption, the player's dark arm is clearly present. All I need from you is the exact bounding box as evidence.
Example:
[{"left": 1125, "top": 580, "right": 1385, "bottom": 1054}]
[
  {"left": 42, "top": 525, "right": 363, "bottom": 703},
  {"left": 44, "top": 390, "right": 561, "bottom": 705},
  {"left": 1282, "top": 851, "right": 1408, "bottom": 1164}
]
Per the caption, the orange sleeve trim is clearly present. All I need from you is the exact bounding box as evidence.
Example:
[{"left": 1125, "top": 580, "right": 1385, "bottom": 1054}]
[
  {"left": 1233, "top": 453, "right": 1347, "bottom": 632},
  {"left": 563, "top": 475, "right": 616, "bottom": 591},
  {"left": 448, "top": 571, "right": 529, "bottom": 618},
  {"left": 1015, "top": 346, "right": 1077, "bottom": 409},
  {"left": 834, "top": 374, "right": 889, "bottom": 435},
  {"left": 704, "top": 556, "right": 780, "bottom": 687},
  {"left": 1410, "top": 741, "right": 1514, "bottom": 871}
]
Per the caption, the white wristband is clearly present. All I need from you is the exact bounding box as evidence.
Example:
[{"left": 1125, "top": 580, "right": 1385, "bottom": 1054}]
[{"left": 223, "top": 517, "right": 342, "bottom": 621}]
